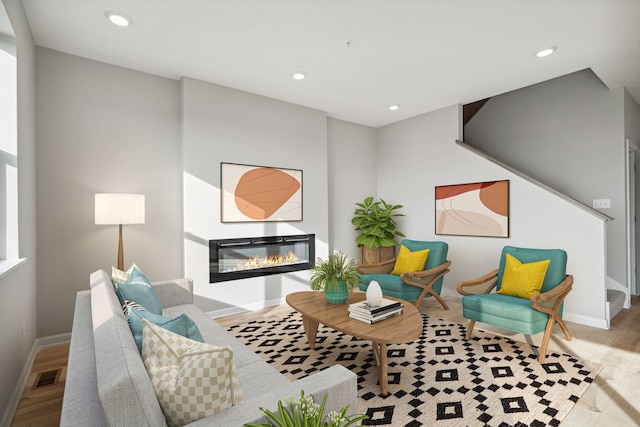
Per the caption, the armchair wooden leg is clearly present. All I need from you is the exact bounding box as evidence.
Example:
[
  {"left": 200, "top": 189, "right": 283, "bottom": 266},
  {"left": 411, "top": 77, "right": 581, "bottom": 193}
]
[
  {"left": 538, "top": 317, "right": 555, "bottom": 363},
  {"left": 430, "top": 290, "right": 449, "bottom": 310},
  {"left": 554, "top": 316, "right": 572, "bottom": 341},
  {"left": 464, "top": 320, "right": 476, "bottom": 340}
]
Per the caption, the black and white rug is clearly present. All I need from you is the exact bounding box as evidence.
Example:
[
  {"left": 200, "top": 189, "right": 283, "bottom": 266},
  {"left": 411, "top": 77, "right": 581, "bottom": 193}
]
[{"left": 227, "top": 312, "right": 602, "bottom": 427}]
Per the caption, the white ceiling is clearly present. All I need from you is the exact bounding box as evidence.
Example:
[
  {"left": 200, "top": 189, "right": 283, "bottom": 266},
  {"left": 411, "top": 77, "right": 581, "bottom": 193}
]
[{"left": 18, "top": 0, "right": 640, "bottom": 128}]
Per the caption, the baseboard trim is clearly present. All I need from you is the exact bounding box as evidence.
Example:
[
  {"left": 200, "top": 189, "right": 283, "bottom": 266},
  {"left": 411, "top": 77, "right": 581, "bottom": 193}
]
[
  {"left": 1, "top": 340, "right": 37, "bottom": 427},
  {"left": 1, "top": 333, "right": 71, "bottom": 427},
  {"left": 563, "top": 312, "right": 609, "bottom": 330}
]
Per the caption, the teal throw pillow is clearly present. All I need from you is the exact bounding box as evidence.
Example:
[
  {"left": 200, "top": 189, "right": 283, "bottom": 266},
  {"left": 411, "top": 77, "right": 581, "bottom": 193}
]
[
  {"left": 114, "top": 267, "right": 163, "bottom": 315},
  {"left": 128, "top": 308, "right": 204, "bottom": 353}
]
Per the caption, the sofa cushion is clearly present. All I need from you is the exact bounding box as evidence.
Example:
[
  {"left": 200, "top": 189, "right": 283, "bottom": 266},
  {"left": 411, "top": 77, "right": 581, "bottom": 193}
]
[
  {"left": 128, "top": 308, "right": 204, "bottom": 353},
  {"left": 115, "top": 267, "right": 163, "bottom": 315},
  {"left": 142, "top": 319, "right": 243, "bottom": 427}
]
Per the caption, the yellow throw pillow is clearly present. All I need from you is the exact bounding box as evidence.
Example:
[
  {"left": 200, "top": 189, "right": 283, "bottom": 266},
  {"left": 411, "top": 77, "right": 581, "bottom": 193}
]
[
  {"left": 498, "top": 253, "right": 551, "bottom": 299},
  {"left": 391, "top": 245, "right": 429, "bottom": 275}
]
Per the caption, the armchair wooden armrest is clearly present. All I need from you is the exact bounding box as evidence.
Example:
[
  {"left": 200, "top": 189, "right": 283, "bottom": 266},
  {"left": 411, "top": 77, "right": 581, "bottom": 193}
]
[
  {"left": 356, "top": 258, "right": 396, "bottom": 274},
  {"left": 401, "top": 260, "right": 451, "bottom": 285},
  {"left": 531, "top": 274, "right": 573, "bottom": 314},
  {"left": 457, "top": 269, "right": 499, "bottom": 296}
]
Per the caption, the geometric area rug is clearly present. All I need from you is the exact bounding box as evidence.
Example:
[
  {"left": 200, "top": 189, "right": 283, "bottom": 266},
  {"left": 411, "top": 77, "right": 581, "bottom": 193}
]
[{"left": 227, "top": 312, "right": 602, "bottom": 427}]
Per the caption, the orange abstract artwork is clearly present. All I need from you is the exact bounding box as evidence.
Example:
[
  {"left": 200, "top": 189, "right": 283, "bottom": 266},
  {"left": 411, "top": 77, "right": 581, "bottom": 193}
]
[
  {"left": 435, "top": 180, "right": 509, "bottom": 237},
  {"left": 221, "top": 163, "right": 302, "bottom": 222}
]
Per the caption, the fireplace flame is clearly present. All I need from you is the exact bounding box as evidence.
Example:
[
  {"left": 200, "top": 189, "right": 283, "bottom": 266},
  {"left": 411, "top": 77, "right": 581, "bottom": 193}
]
[{"left": 236, "top": 251, "right": 299, "bottom": 270}]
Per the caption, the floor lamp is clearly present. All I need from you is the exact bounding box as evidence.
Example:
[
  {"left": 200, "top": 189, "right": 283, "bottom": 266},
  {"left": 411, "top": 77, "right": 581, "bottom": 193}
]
[{"left": 95, "top": 193, "right": 145, "bottom": 271}]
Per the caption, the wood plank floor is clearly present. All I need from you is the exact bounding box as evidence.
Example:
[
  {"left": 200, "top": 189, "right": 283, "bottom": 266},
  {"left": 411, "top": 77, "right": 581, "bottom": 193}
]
[
  {"left": 11, "top": 343, "right": 69, "bottom": 427},
  {"left": 10, "top": 295, "right": 640, "bottom": 426}
]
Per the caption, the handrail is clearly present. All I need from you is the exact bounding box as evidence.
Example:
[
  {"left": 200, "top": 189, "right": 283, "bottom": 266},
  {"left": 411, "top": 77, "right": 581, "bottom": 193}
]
[{"left": 455, "top": 140, "right": 613, "bottom": 222}]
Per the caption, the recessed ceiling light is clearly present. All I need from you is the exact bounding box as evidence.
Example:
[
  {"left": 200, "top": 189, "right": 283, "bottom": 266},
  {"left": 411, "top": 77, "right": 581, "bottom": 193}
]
[
  {"left": 536, "top": 46, "right": 556, "bottom": 58},
  {"left": 291, "top": 72, "right": 307, "bottom": 80},
  {"left": 388, "top": 105, "right": 400, "bottom": 111},
  {"left": 105, "top": 11, "right": 132, "bottom": 27}
]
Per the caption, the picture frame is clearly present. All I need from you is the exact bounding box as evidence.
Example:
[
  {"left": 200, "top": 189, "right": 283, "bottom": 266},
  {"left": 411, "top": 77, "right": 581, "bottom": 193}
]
[
  {"left": 221, "top": 162, "right": 303, "bottom": 222},
  {"left": 435, "top": 180, "right": 509, "bottom": 237}
]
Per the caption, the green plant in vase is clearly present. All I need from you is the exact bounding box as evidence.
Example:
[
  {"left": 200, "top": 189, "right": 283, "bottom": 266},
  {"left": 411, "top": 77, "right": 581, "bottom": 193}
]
[
  {"left": 244, "top": 390, "right": 367, "bottom": 427},
  {"left": 352, "top": 196, "right": 405, "bottom": 249},
  {"left": 309, "top": 252, "right": 360, "bottom": 304}
]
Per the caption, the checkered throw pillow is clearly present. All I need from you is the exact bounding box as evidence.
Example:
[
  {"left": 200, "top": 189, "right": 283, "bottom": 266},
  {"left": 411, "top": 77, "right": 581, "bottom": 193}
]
[{"left": 141, "top": 319, "right": 243, "bottom": 427}]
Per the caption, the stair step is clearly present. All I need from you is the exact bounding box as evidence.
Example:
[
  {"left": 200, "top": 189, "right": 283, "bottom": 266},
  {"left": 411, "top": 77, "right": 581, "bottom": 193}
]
[{"left": 607, "top": 289, "right": 626, "bottom": 320}]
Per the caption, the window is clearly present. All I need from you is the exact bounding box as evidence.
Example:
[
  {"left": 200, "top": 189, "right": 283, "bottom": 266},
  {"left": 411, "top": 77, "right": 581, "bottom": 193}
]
[{"left": 0, "top": 37, "right": 18, "bottom": 260}]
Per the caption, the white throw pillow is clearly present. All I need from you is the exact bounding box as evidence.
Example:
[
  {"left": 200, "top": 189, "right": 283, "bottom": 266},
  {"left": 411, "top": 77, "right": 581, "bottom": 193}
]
[
  {"left": 141, "top": 319, "right": 243, "bottom": 427},
  {"left": 111, "top": 263, "right": 140, "bottom": 284}
]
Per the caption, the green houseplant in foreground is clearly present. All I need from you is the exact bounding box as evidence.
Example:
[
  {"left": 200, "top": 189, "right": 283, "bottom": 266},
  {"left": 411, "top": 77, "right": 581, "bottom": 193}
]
[
  {"left": 352, "top": 196, "right": 405, "bottom": 250},
  {"left": 244, "top": 390, "right": 367, "bottom": 427},
  {"left": 309, "top": 252, "right": 360, "bottom": 304}
]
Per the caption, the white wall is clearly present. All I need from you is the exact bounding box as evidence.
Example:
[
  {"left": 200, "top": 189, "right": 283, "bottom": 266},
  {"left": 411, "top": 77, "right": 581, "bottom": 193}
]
[
  {"left": 464, "top": 70, "right": 627, "bottom": 289},
  {"left": 327, "top": 118, "right": 377, "bottom": 262},
  {"left": 0, "top": 0, "right": 37, "bottom": 422},
  {"left": 376, "top": 105, "right": 608, "bottom": 328},
  {"left": 181, "top": 77, "right": 329, "bottom": 316},
  {"left": 35, "top": 49, "right": 184, "bottom": 337}
]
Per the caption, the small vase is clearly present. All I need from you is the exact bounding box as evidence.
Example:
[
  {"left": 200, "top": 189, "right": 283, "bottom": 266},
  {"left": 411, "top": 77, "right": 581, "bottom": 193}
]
[
  {"left": 366, "top": 280, "right": 383, "bottom": 307},
  {"left": 325, "top": 281, "right": 349, "bottom": 304}
]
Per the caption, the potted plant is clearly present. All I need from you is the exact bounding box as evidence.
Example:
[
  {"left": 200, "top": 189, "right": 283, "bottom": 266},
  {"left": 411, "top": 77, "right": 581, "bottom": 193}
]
[
  {"left": 352, "top": 196, "right": 405, "bottom": 264},
  {"left": 309, "top": 252, "right": 360, "bottom": 304},
  {"left": 244, "top": 390, "right": 367, "bottom": 427}
]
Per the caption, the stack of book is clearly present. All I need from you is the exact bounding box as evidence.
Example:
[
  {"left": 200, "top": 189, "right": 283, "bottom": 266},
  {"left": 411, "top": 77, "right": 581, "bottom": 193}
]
[{"left": 348, "top": 298, "right": 403, "bottom": 324}]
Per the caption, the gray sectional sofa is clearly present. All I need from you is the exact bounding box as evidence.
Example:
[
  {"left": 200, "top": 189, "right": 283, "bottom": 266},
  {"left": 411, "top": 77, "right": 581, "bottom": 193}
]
[{"left": 60, "top": 269, "right": 358, "bottom": 426}]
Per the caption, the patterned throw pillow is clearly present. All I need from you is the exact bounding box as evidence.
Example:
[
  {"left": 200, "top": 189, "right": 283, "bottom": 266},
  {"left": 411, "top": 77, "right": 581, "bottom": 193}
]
[
  {"left": 122, "top": 300, "right": 148, "bottom": 323},
  {"left": 141, "top": 319, "right": 243, "bottom": 427}
]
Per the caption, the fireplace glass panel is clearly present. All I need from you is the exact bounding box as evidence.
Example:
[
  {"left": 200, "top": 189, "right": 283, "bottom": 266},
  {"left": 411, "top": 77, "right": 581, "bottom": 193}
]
[{"left": 210, "top": 234, "right": 315, "bottom": 282}]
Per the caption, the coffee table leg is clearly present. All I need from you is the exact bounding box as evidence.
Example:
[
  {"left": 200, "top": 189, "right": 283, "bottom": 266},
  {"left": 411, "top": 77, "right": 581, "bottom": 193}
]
[
  {"left": 372, "top": 341, "right": 388, "bottom": 396},
  {"left": 302, "top": 315, "right": 319, "bottom": 350}
]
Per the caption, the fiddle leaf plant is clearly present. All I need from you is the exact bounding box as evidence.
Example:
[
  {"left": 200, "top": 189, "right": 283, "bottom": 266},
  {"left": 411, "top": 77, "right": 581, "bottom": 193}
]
[{"left": 352, "top": 196, "right": 405, "bottom": 249}]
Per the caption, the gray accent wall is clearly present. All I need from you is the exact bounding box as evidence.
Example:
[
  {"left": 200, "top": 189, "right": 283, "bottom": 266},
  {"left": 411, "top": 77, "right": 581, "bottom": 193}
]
[
  {"left": 377, "top": 105, "right": 608, "bottom": 327},
  {"left": 181, "top": 77, "right": 330, "bottom": 315},
  {"left": 35, "top": 48, "right": 184, "bottom": 337},
  {"left": 0, "top": 0, "right": 36, "bottom": 421},
  {"left": 327, "top": 118, "right": 377, "bottom": 262},
  {"left": 464, "top": 69, "right": 629, "bottom": 288}
]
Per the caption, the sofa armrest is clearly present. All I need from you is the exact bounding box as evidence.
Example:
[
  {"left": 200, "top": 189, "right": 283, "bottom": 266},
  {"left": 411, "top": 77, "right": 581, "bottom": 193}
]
[
  {"left": 60, "top": 291, "right": 107, "bottom": 427},
  {"left": 151, "top": 278, "right": 193, "bottom": 308},
  {"left": 187, "top": 365, "right": 358, "bottom": 426},
  {"left": 294, "top": 365, "right": 359, "bottom": 415}
]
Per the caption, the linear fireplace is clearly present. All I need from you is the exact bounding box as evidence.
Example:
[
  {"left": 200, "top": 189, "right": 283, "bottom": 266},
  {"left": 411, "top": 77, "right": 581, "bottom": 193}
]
[{"left": 209, "top": 234, "right": 315, "bottom": 283}]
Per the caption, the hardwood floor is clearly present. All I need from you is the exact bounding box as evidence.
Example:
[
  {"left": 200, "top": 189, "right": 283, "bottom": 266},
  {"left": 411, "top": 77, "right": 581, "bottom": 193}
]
[
  {"left": 11, "top": 343, "right": 68, "bottom": 427},
  {"left": 10, "top": 295, "right": 640, "bottom": 426}
]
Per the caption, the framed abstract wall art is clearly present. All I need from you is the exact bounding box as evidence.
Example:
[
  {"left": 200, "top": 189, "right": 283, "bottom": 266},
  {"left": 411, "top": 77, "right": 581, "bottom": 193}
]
[
  {"left": 435, "top": 180, "right": 509, "bottom": 237},
  {"left": 221, "top": 162, "right": 303, "bottom": 222}
]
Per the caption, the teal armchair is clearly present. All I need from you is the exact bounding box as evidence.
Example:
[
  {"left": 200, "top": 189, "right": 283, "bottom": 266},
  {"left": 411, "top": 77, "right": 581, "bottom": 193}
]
[
  {"left": 358, "top": 239, "right": 451, "bottom": 310},
  {"left": 457, "top": 246, "right": 573, "bottom": 363}
]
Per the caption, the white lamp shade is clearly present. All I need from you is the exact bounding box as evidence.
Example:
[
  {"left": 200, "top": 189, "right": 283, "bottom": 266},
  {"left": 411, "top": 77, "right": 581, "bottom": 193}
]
[{"left": 95, "top": 193, "right": 145, "bottom": 225}]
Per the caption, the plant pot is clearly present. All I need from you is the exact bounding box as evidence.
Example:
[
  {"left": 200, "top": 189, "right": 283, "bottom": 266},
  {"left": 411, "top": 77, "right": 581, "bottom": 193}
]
[
  {"left": 324, "top": 281, "right": 349, "bottom": 304},
  {"left": 361, "top": 246, "right": 396, "bottom": 264}
]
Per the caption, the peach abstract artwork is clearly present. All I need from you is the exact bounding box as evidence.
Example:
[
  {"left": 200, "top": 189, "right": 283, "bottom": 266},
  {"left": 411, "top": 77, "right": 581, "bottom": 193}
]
[{"left": 435, "top": 180, "right": 509, "bottom": 237}]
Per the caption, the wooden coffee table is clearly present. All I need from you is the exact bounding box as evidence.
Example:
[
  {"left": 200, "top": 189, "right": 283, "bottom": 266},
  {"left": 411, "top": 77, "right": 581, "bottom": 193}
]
[{"left": 286, "top": 291, "right": 422, "bottom": 396}]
